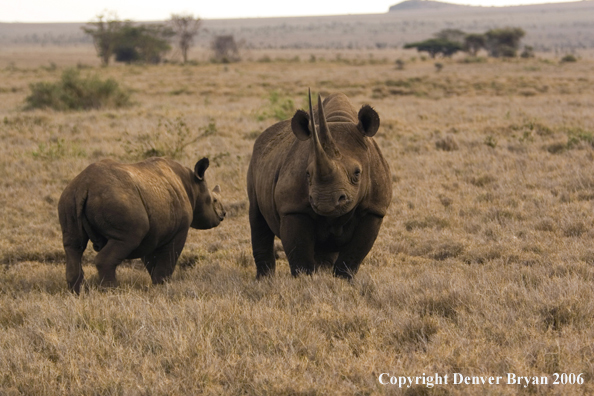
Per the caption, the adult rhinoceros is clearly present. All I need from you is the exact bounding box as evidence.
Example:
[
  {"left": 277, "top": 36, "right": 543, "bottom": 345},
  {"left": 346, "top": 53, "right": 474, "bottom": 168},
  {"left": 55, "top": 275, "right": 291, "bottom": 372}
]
[
  {"left": 58, "top": 157, "right": 225, "bottom": 293},
  {"left": 247, "top": 91, "right": 391, "bottom": 279}
]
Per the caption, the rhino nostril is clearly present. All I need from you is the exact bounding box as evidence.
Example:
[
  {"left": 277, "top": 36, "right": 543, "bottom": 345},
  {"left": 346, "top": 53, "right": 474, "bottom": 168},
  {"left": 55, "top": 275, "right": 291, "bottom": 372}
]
[{"left": 338, "top": 194, "right": 347, "bottom": 204}]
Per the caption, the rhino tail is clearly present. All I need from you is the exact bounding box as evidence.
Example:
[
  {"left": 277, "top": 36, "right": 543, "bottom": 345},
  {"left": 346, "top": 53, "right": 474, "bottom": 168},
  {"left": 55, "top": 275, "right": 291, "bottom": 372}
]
[{"left": 77, "top": 189, "right": 107, "bottom": 252}]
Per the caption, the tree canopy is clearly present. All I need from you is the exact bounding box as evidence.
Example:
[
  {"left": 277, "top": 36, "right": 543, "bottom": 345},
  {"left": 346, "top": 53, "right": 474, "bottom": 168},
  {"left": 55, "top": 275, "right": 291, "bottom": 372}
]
[
  {"left": 83, "top": 13, "right": 173, "bottom": 65},
  {"left": 404, "top": 38, "right": 463, "bottom": 58},
  {"left": 485, "top": 28, "right": 526, "bottom": 57},
  {"left": 82, "top": 13, "right": 123, "bottom": 66},
  {"left": 113, "top": 24, "right": 174, "bottom": 64}
]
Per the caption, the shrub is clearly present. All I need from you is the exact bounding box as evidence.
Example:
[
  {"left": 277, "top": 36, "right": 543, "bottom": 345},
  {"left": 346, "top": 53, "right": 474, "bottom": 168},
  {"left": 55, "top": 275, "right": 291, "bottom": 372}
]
[
  {"left": 121, "top": 117, "right": 216, "bottom": 160},
  {"left": 211, "top": 35, "right": 240, "bottom": 63},
  {"left": 25, "top": 68, "right": 130, "bottom": 111},
  {"left": 435, "top": 135, "right": 459, "bottom": 151},
  {"left": 257, "top": 91, "right": 295, "bottom": 121},
  {"left": 520, "top": 45, "right": 535, "bottom": 58},
  {"left": 32, "top": 138, "right": 87, "bottom": 160},
  {"left": 560, "top": 54, "right": 577, "bottom": 63},
  {"left": 460, "top": 56, "right": 487, "bottom": 64}
]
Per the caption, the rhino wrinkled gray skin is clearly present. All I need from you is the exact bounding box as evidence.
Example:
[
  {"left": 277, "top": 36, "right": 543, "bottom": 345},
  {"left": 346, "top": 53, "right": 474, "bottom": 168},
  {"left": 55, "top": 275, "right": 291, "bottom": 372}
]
[
  {"left": 58, "top": 157, "right": 226, "bottom": 293},
  {"left": 247, "top": 91, "right": 392, "bottom": 279}
]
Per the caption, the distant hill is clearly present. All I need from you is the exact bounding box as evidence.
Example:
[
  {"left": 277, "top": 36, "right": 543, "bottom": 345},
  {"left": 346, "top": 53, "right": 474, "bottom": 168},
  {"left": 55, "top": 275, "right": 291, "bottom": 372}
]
[
  {"left": 1, "top": 0, "right": 593, "bottom": 51},
  {"left": 389, "top": 0, "right": 468, "bottom": 12}
]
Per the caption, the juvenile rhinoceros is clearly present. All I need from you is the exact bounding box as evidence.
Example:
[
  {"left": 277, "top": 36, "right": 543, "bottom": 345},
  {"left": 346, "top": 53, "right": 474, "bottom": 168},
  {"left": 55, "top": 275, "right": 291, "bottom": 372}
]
[
  {"left": 247, "top": 91, "right": 391, "bottom": 279},
  {"left": 58, "top": 157, "right": 226, "bottom": 293}
]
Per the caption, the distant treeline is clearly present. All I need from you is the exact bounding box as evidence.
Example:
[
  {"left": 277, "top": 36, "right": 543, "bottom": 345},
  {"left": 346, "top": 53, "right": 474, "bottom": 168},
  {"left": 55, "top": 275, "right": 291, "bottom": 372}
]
[{"left": 404, "top": 28, "right": 532, "bottom": 58}]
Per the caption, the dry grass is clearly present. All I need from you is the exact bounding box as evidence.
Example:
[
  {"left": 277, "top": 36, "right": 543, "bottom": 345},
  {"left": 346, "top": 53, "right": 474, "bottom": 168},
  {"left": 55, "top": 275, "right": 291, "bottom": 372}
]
[{"left": 1, "top": 48, "right": 594, "bottom": 395}]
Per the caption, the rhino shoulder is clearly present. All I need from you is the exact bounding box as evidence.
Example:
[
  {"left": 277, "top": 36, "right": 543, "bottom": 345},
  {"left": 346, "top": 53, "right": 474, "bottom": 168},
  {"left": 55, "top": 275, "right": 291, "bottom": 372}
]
[{"left": 252, "top": 120, "right": 295, "bottom": 162}]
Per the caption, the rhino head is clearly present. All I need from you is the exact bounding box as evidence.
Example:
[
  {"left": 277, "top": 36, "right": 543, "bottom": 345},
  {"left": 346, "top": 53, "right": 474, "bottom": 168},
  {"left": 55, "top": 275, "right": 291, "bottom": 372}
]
[
  {"left": 291, "top": 90, "right": 380, "bottom": 217},
  {"left": 191, "top": 157, "right": 226, "bottom": 229}
]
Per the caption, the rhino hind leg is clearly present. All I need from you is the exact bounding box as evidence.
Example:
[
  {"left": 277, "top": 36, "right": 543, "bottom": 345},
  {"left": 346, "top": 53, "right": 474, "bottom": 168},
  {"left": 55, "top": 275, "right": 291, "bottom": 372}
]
[
  {"left": 64, "top": 243, "right": 87, "bottom": 294},
  {"left": 59, "top": 208, "right": 89, "bottom": 294},
  {"left": 249, "top": 204, "right": 276, "bottom": 278}
]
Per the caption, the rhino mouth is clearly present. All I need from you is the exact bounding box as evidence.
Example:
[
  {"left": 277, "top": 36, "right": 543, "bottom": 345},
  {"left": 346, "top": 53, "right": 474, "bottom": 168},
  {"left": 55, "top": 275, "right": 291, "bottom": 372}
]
[{"left": 310, "top": 200, "right": 352, "bottom": 217}]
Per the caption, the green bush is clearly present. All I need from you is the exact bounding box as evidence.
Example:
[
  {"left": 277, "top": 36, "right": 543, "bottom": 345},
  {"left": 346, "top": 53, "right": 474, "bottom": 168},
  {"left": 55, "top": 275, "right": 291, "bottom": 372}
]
[
  {"left": 560, "top": 54, "right": 577, "bottom": 63},
  {"left": 32, "top": 138, "right": 87, "bottom": 160},
  {"left": 25, "top": 68, "right": 131, "bottom": 111},
  {"left": 257, "top": 91, "right": 295, "bottom": 121},
  {"left": 121, "top": 117, "right": 216, "bottom": 160}
]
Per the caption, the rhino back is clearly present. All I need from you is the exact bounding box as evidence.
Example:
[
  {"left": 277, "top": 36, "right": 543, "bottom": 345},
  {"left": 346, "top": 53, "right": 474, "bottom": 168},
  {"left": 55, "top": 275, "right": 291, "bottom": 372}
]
[{"left": 77, "top": 158, "right": 193, "bottom": 255}]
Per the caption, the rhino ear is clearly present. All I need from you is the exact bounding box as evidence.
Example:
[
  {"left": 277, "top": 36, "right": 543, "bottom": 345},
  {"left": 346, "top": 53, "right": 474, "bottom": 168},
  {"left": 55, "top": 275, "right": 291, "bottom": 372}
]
[
  {"left": 194, "top": 157, "right": 209, "bottom": 181},
  {"left": 291, "top": 109, "right": 311, "bottom": 141},
  {"left": 357, "top": 105, "right": 380, "bottom": 137}
]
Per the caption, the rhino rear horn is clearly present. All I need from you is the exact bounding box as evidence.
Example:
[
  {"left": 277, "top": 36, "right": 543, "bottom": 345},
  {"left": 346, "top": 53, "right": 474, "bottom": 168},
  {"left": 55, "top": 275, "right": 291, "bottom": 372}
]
[
  {"left": 194, "top": 157, "right": 209, "bottom": 181},
  {"left": 357, "top": 105, "right": 380, "bottom": 137}
]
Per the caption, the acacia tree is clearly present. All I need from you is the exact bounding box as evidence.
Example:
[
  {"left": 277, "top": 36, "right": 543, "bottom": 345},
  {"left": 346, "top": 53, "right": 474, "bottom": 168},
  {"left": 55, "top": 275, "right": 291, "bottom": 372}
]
[
  {"left": 485, "top": 27, "right": 526, "bottom": 57},
  {"left": 169, "top": 13, "right": 201, "bottom": 63},
  {"left": 404, "top": 38, "right": 463, "bottom": 58},
  {"left": 464, "top": 33, "right": 486, "bottom": 56},
  {"left": 82, "top": 12, "right": 123, "bottom": 66},
  {"left": 113, "top": 24, "right": 174, "bottom": 64}
]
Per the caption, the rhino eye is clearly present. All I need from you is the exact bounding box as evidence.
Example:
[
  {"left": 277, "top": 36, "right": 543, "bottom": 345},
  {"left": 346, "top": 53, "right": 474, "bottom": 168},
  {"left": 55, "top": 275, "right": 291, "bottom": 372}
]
[
  {"left": 306, "top": 171, "right": 311, "bottom": 179},
  {"left": 352, "top": 168, "right": 362, "bottom": 183}
]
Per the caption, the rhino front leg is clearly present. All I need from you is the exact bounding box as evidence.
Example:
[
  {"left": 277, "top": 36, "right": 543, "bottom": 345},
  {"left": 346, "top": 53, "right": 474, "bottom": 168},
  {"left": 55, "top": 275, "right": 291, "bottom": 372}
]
[
  {"left": 249, "top": 203, "right": 276, "bottom": 278},
  {"left": 143, "top": 232, "right": 187, "bottom": 285},
  {"left": 314, "top": 251, "right": 339, "bottom": 271},
  {"left": 280, "top": 214, "right": 316, "bottom": 276},
  {"left": 334, "top": 214, "right": 384, "bottom": 279}
]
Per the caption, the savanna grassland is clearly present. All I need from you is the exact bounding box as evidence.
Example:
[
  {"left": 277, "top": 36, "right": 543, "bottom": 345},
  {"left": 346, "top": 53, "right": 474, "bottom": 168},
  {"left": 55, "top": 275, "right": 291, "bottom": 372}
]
[{"left": 1, "top": 48, "right": 594, "bottom": 395}]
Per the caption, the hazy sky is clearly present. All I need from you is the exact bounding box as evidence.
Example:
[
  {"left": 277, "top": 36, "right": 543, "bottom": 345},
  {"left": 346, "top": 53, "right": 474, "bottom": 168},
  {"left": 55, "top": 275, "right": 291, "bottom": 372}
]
[{"left": 2, "top": 0, "right": 581, "bottom": 22}]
